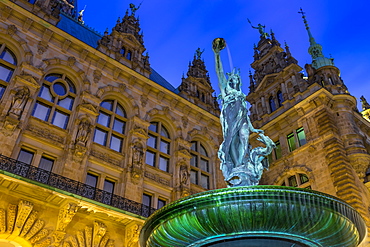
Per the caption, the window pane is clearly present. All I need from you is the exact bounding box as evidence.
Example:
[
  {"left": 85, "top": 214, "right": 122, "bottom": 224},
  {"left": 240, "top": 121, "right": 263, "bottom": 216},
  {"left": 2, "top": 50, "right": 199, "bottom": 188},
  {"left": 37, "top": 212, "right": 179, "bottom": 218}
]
[
  {"left": 160, "top": 140, "right": 170, "bottom": 154},
  {"left": 113, "top": 118, "right": 125, "bottom": 134},
  {"left": 200, "top": 159, "right": 209, "bottom": 172},
  {"left": 103, "top": 180, "right": 115, "bottom": 193},
  {"left": 127, "top": 51, "right": 132, "bottom": 60},
  {"left": 53, "top": 82, "right": 66, "bottom": 96},
  {"left": 86, "top": 173, "right": 98, "bottom": 187},
  {"left": 157, "top": 199, "right": 166, "bottom": 209},
  {"left": 191, "top": 142, "right": 197, "bottom": 151},
  {"left": 101, "top": 100, "right": 113, "bottom": 111},
  {"left": 147, "top": 134, "right": 157, "bottom": 149},
  {"left": 269, "top": 97, "right": 276, "bottom": 112},
  {"left": 146, "top": 150, "right": 155, "bottom": 166},
  {"left": 39, "top": 156, "right": 54, "bottom": 171},
  {"left": 0, "top": 49, "right": 16, "bottom": 65},
  {"left": 39, "top": 85, "right": 54, "bottom": 102},
  {"left": 299, "top": 174, "right": 309, "bottom": 184},
  {"left": 159, "top": 156, "right": 169, "bottom": 172},
  {"left": 288, "top": 175, "right": 298, "bottom": 187},
  {"left": 275, "top": 141, "right": 282, "bottom": 159},
  {"left": 115, "top": 104, "right": 126, "bottom": 117},
  {"left": 190, "top": 170, "right": 198, "bottom": 184},
  {"left": 94, "top": 128, "right": 108, "bottom": 146},
  {"left": 297, "top": 128, "right": 307, "bottom": 146},
  {"left": 199, "top": 144, "right": 208, "bottom": 156},
  {"left": 0, "top": 85, "right": 6, "bottom": 99},
  {"left": 190, "top": 154, "right": 197, "bottom": 167},
  {"left": 45, "top": 74, "right": 61, "bottom": 82},
  {"left": 149, "top": 122, "right": 158, "bottom": 132},
  {"left": 0, "top": 64, "right": 13, "bottom": 82},
  {"left": 110, "top": 135, "right": 122, "bottom": 152},
  {"left": 32, "top": 102, "right": 51, "bottom": 121},
  {"left": 58, "top": 96, "right": 74, "bottom": 110},
  {"left": 160, "top": 126, "right": 169, "bottom": 138},
  {"left": 142, "top": 194, "right": 152, "bottom": 207},
  {"left": 287, "top": 133, "right": 296, "bottom": 152},
  {"left": 277, "top": 91, "right": 284, "bottom": 107},
  {"left": 52, "top": 110, "right": 69, "bottom": 129},
  {"left": 65, "top": 77, "right": 76, "bottom": 93},
  {"left": 18, "top": 149, "right": 34, "bottom": 165},
  {"left": 97, "top": 112, "right": 110, "bottom": 126},
  {"left": 201, "top": 174, "right": 209, "bottom": 189}
]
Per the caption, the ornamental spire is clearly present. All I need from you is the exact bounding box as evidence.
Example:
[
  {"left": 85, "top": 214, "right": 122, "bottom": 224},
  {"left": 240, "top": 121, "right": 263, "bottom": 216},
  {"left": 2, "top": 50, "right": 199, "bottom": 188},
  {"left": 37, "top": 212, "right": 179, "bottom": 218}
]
[{"left": 298, "top": 8, "right": 334, "bottom": 69}]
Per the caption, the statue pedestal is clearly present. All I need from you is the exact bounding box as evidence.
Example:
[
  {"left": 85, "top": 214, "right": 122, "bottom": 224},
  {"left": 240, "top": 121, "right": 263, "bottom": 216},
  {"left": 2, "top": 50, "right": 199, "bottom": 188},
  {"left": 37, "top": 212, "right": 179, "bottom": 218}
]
[{"left": 139, "top": 186, "right": 366, "bottom": 247}]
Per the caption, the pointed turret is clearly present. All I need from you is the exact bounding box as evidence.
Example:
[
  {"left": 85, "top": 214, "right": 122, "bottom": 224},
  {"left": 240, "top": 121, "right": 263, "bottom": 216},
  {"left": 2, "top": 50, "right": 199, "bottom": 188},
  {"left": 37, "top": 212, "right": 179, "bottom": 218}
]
[
  {"left": 178, "top": 49, "right": 220, "bottom": 116},
  {"left": 97, "top": 4, "right": 150, "bottom": 77},
  {"left": 299, "top": 8, "right": 334, "bottom": 69}
]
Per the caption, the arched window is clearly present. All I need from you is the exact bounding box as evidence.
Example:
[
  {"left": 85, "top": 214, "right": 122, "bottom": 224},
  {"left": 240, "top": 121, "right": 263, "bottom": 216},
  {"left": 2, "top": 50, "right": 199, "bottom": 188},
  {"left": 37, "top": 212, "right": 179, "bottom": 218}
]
[
  {"left": 120, "top": 46, "right": 125, "bottom": 56},
  {"left": 277, "top": 90, "right": 283, "bottom": 107},
  {"left": 0, "top": 44, "right": 17, "bottom": 98},
  {"left": 280, "top": 173, "right": 311, "bottom": 189},
  {"left": 269, "top": 96, "right": 276, "bottom": 112},
  {"left": 190, "top": 141, "right": 210, "bottom": 189},
  {"left": 32, "top": 73, "right": 76, "bottom": 129},
  {"left": 146, "top": 122, "right": 171, "bottom": 172},
  {"left": 126, "top": 51, "right": 132, "bottom": 60},
  {"left": 93, "top": 100, "right": 127, "bottom": 152}
]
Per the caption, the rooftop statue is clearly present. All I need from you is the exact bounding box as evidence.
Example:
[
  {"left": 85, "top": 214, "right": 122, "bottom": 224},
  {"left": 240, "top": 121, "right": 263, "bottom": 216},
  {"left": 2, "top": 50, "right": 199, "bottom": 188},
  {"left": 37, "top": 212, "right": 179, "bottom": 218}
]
[
  {"left": 247, "top": 19, "right": 270, "bottom": 38},
  {"left": 212, "top": 38, "right": 275, "bottom": 187},
  {"left": 129, "top": 3, "right": 142, "bottom": 16}
]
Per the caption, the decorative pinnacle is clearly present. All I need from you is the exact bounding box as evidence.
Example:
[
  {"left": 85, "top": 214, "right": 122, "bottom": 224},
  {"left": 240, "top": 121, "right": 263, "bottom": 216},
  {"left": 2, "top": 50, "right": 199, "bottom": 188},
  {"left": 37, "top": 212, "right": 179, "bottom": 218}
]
[{"left": 298, "top": 8, "right": 315, "bottom": 45}]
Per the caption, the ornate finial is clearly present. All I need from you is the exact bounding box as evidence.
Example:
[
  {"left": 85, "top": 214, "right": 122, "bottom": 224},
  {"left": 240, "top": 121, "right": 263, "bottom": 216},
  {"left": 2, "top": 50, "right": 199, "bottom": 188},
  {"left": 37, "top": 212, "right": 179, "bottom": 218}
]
[
  {"left": 104, "top": 28, "right": 108, "bottom": 35},
  {"left": 129, "top": 2, "right": 142, "bottom": 17},
  {"left": 247, "top": 18, "right": 269, "bottom": 38},
  {"left": 361, "top": 96, "right": 370, "bottom": 110},
  {"left": 195, "top": 48, "right": 204, "bottom": 60},
  {"left": 77, "top": 5, "right": 86, "bottom": 24},
  {"left": 116, "top": 17, "right": 121, "bottom": 24}
]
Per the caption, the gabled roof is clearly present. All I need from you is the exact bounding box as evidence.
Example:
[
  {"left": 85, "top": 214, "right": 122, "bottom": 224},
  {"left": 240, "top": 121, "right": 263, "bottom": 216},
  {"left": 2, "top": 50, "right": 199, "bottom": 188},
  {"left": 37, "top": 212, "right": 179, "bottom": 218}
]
[{"left": 57, "top": 13, "right": 176, "bottom": 92}]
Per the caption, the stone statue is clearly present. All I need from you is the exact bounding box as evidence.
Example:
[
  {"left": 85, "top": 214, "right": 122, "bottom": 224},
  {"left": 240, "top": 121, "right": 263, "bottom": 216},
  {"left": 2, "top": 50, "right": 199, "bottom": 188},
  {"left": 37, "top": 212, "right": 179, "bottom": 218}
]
[
  {"left": 75, "top": 118, "right": 92, "bottom": 145},
  {"left": 212, "top": 38, "right": 275, "bottom": 187},
  {"left": 9, "top": 86, "right": 30, "bottom": 117},
  {"left": 195, "top": 48, "right": 204, "bottom": 60},
  {"left": 247, "top": 19, "right": 270, "bottom": 38},
  {"left": 180, "top": 164, "right": 189, "bottom": 185},
  {"left": 129, "top": 3, "right": 141, "bottom": 16},
  {"left": 360, "top": 96, "right": 370, "bottom": 111}
]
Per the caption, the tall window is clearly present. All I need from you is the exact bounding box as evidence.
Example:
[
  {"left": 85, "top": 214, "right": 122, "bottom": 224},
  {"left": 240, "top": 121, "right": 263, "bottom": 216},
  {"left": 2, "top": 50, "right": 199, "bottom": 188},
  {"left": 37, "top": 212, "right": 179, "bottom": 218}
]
[
  {"left": 190, "top": 141, "right": 211, "bottom": 189},
  {"left": 126, "top": 51, "right": 132, "bottom": 60},
  {"left": 94, "top": 100, "right": 127, "bottom": 152},
  {"left": 157, "top": 198, "right": 166, "bottom": 209},
  {"left": 120, "top": 46, "right": 126, "bottom": 56},
  {"left": 18, "top": 149, "right": 34, "bottom": 165},
  {"left": 287, "top": 127, "right": 307, "bottom": 152},
  {"left": 280, "top": 173, "right": 311, "bottom": 189},
  {"left": 269, "top": 96, "right": 276, "bottom": 112},
  {"left": 32, "top": 73, "right": 76, "bottom": 129},
  {"left": 0, "top": 44, "right": 17, "bottom": 99},
  {"left": 103, "top": 178, "right": 115, "bottom": 204},
  {"left": 146, "top": 122, "right": 171, "bottom": 172},
  {"left": 277, "top": 90, "right": 283, "bottom": 107},
  {"left": 142, "top": 194, "right": 152, "bottom": 207},
  {"left": 274, "top": 141, "right": 282, "bottom": 159}
]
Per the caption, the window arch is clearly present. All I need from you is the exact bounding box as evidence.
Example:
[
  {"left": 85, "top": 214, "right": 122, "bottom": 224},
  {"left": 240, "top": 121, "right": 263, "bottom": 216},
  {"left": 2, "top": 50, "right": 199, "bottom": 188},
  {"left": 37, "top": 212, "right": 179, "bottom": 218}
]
[
  {"left": 145, "top": 122, "right": 171, "bottom": 172},
  {"left": 93, "top": 99, "right": 127, "bottom": 152},
  {"left": 269, "top": 96, "right": 276, "bottom": 112},
  {"left": 190, "top": 140, "right": 211, "bottom": 189},
  {"left": 277, "top": 90, "right": 283, "bottom": 107},
  {"left": 0, "top": 44, "right": 17, "bottom": 99},
  {"left": 280, "top": 173, "right": 311, "bottom": 189},
  {"left": 32, "top": 73, "right": 76, "bottom": 129}
]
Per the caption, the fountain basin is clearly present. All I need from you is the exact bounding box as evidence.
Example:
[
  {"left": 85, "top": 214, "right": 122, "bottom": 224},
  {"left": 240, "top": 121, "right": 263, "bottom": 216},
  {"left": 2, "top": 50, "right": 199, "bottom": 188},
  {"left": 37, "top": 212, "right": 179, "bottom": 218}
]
[{"left": 139, "top": 186, "right": 366, "bottom": 247}]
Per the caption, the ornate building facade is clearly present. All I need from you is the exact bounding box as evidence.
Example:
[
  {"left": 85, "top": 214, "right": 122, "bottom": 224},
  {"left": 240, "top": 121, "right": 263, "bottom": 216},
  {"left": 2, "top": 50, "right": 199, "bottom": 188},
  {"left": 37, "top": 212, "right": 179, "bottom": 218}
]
[
  {"left": 1, "top": 1, "right": 370, "bottom": 247},
  {"left": 0, "top": 1, "right": 223, "bottom": 246}
]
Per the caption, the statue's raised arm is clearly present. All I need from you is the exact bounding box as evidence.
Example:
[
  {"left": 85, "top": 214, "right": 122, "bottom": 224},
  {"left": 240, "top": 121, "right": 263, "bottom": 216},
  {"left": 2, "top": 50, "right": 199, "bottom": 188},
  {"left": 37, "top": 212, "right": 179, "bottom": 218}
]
[{"left": 212, "top": 38, "right": 227, "bottom": 98}]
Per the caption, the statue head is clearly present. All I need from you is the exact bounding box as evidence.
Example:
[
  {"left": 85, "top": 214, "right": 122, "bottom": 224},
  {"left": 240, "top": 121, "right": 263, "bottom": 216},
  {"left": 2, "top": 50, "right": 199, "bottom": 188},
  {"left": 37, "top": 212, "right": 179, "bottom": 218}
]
[{"left": 226, "top": 68, "right": 241, "bottom": 90}]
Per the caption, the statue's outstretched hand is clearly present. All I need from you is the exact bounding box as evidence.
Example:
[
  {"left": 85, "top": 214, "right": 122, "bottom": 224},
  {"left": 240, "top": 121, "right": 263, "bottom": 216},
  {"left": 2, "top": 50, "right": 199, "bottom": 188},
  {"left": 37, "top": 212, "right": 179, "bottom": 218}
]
[{"left": 212, "top": 38, "right": 226, "bottom": 53}]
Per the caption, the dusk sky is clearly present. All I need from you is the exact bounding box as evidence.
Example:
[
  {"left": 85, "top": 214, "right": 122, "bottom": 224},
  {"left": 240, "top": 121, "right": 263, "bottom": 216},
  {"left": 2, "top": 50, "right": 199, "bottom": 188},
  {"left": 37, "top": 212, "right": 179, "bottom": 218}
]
[{"left": 78, "top": 0, "right": 370, "bottom": 109}]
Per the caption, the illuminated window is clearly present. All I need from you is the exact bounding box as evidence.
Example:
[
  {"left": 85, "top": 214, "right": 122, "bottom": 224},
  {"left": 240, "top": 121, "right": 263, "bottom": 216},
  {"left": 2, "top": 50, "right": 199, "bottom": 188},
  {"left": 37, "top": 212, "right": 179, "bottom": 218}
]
[
  {"left": 0, "top": 44, "right": 17, "bottom": 99},
  {"left": 32, "top": 73, "right": 76, "bottom": 129},
  {"left": 287, "top": 127, "right": 307, "bottom": 152},
  {"left": 93, "top": 100, "right": 127, "bottom": 152},
  {"left": 190, "top": 141, "right": 211, "bottom": 189},
  {"left": 269, "top": 96, "right": 276, "bottom": 112},
  {"left": 280, "top": 173, "right": 311, "bottom": 189},
  {"left": 146, "top": 122, "right": 171, "bottom": 172}
]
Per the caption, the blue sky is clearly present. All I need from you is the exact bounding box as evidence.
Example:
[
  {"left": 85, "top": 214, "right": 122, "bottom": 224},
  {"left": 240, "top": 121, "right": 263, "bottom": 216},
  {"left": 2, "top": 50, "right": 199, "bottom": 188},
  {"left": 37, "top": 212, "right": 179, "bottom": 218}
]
[{"left": 77, "top": 0, "right": 370, "bottom": 109}]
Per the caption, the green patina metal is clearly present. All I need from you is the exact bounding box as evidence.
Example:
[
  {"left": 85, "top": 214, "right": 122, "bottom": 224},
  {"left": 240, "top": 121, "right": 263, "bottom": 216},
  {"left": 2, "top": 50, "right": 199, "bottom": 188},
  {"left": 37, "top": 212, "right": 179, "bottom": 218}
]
[{"left": 139, "top": 186, "right": 366, "bottom": 246}]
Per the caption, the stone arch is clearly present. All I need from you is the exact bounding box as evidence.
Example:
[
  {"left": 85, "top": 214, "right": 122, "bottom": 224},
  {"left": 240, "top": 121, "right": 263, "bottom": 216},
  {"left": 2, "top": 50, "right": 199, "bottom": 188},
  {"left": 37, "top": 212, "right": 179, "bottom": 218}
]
[
  {"left": 96, "top": 85, "right": 138, "bottom": 118},
  {"left": 0, "top": 24, "right": 33, "bottom": 65},
  {"left": 274, "top": 164, "right": 314, "bottom": 186},
  {"left": 0, "top": 200, "right": 51, "bottom": 247},
  {"left": 145, "top": 108, "right": 179, "bottom": 140}
]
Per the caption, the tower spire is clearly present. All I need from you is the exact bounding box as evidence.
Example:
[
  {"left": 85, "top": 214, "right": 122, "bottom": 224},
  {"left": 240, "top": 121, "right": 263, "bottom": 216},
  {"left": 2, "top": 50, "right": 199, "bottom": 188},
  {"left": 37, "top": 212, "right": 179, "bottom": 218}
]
[{"left": 298, "top": 8, "right": 334, "bottom": 69}]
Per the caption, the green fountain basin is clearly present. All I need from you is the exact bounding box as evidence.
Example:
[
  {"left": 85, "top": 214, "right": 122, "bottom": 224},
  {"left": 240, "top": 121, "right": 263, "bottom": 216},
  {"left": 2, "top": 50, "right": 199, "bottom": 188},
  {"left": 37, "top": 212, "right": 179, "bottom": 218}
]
[{"left": 139, "top": 186, "right": 366, "bottom": 247}]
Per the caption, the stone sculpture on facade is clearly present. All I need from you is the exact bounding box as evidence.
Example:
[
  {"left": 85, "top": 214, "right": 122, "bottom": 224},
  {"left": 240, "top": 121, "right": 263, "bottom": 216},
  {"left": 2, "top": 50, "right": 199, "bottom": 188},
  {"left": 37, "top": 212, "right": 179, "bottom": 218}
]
[
  {"left": 213, "top": 38, "right": 275, "bottom": 187},
  {"left": 8, "top": 86, "right": 30, "bottom": 118}
]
